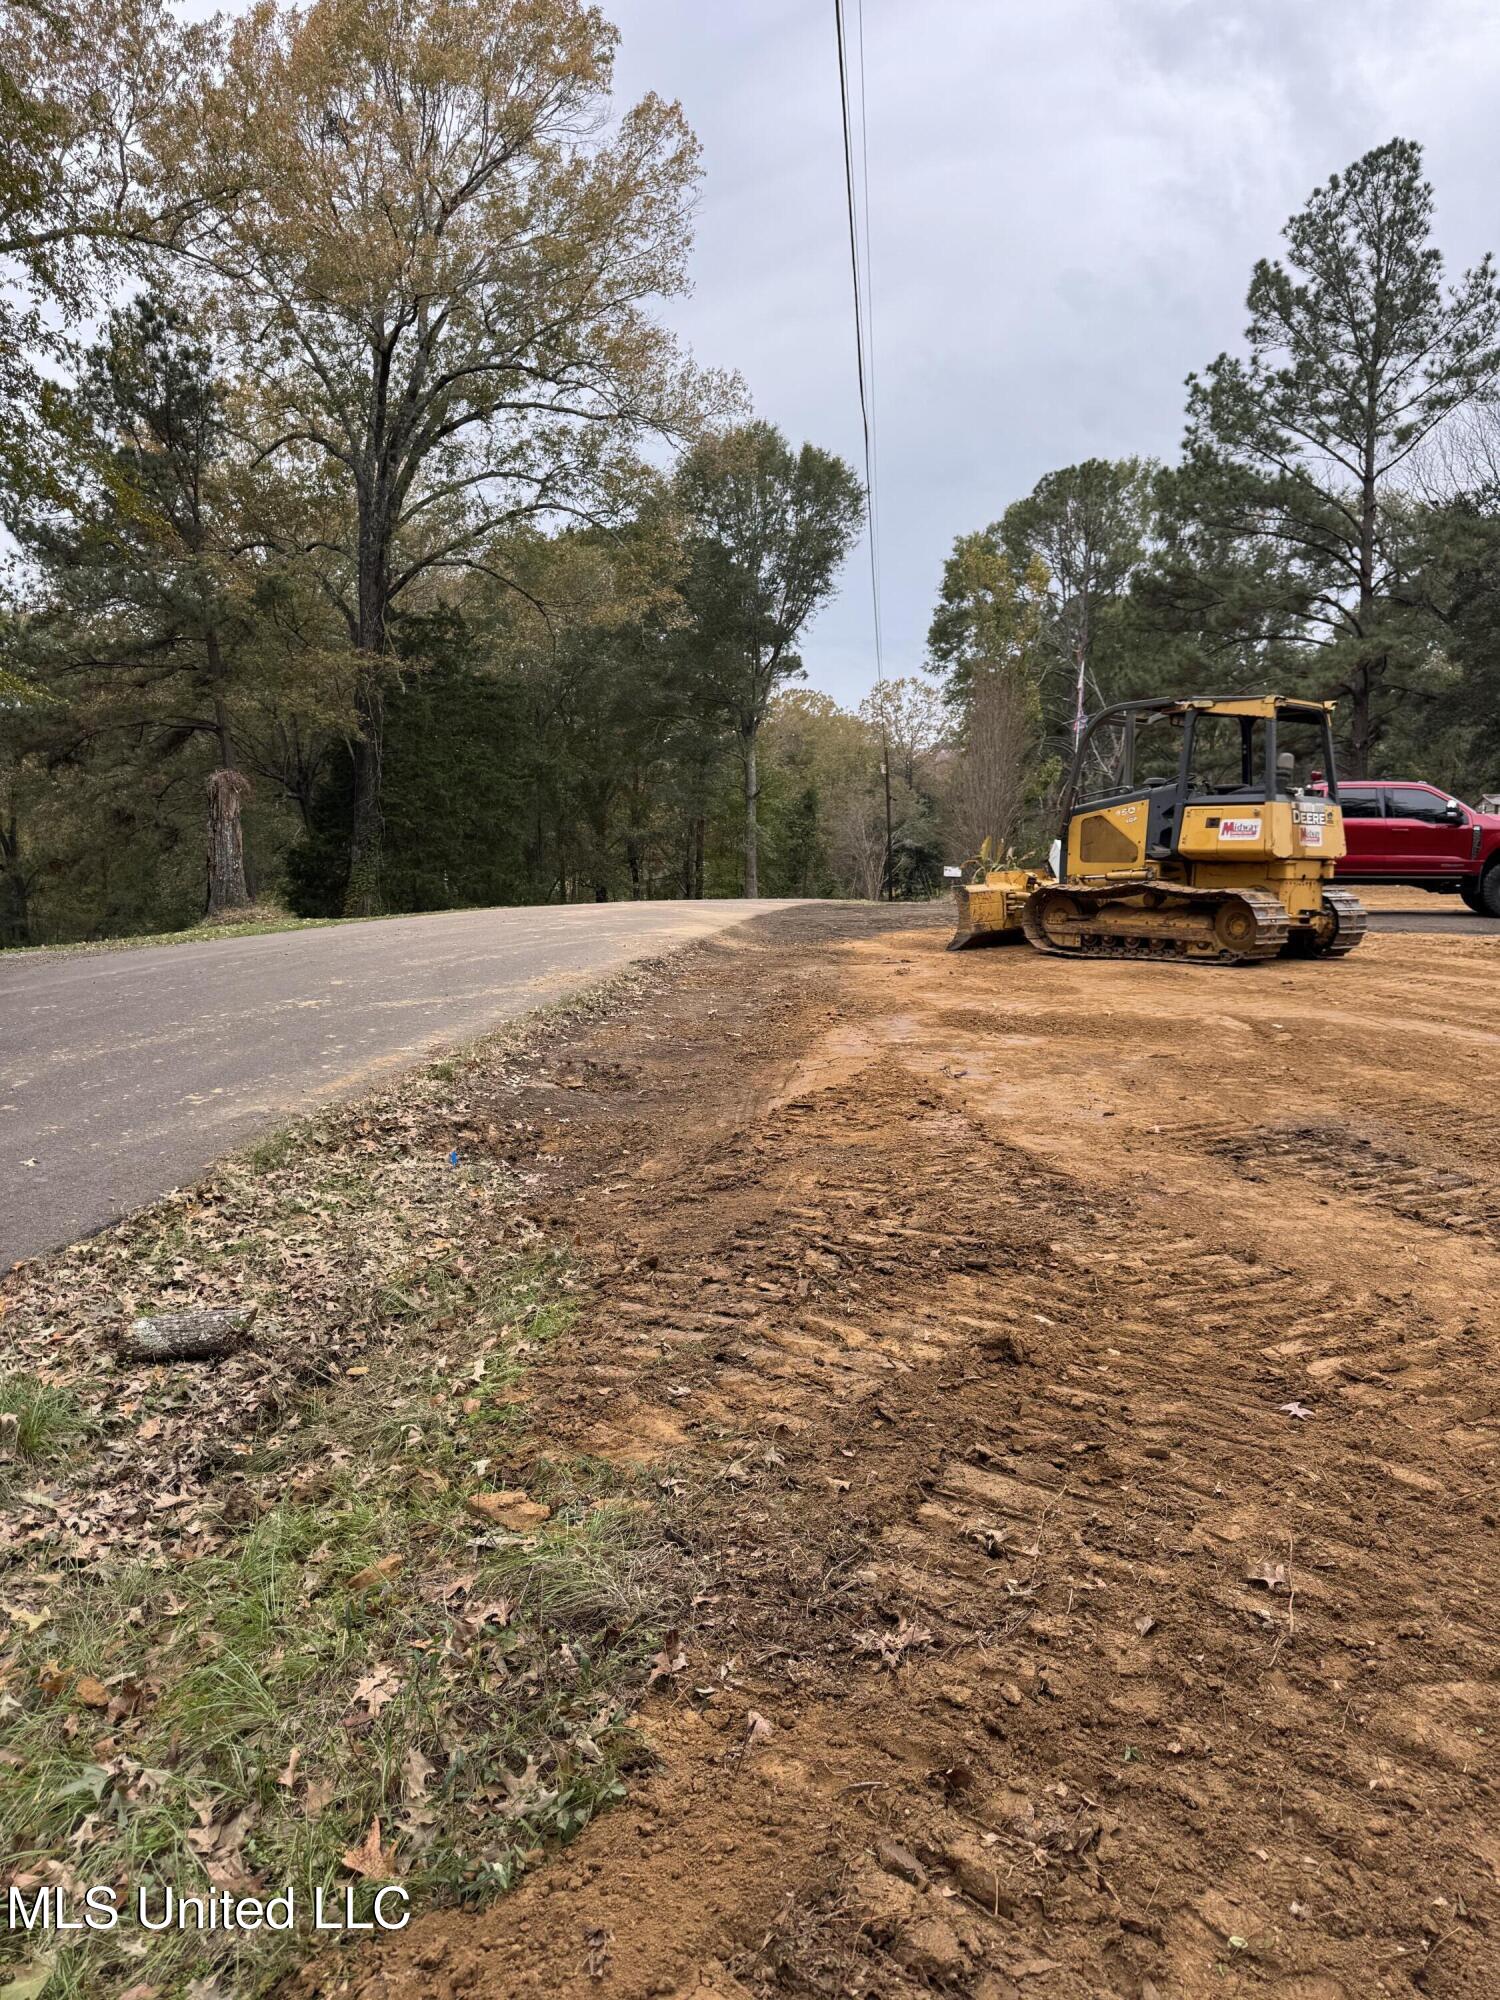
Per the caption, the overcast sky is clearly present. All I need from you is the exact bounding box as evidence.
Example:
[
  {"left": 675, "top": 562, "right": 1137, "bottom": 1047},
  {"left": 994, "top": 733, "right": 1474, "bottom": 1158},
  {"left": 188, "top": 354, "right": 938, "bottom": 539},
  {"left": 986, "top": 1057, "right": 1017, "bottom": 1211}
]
[{"left": 603, "top": 0, "right": 1500, "bottom": 708}]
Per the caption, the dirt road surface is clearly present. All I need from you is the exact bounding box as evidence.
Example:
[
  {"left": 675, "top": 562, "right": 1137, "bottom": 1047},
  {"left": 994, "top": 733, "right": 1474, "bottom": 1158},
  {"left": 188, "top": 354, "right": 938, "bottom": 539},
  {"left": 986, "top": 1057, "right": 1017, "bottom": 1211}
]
[
  {"left": 0, "top": 900, "right": 798, "bottom": 1269},
  {"left": 317, "top": 904, "right": 1498, "bottom": 2000}
]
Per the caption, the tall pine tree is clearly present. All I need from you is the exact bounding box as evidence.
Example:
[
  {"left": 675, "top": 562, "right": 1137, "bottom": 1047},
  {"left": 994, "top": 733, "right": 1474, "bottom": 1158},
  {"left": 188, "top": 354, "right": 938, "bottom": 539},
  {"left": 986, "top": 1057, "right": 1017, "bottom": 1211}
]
[{"left": 1158, "top": 138, "right": 1500, "bottom": 772}]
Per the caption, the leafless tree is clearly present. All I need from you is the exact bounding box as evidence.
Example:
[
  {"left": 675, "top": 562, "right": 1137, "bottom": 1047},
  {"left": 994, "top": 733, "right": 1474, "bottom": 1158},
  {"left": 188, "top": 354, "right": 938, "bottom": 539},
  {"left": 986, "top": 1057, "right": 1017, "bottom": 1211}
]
[{"left": 944, "top": 663, "right": 1036, "bottom": 862}]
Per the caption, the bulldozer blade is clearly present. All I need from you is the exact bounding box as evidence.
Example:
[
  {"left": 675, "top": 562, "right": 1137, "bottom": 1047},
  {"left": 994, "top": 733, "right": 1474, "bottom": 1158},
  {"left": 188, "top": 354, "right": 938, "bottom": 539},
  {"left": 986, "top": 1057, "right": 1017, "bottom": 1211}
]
[
  {"left": 948, "top": 878, "right": 1032, "bottom": 950},
  {"left": 948, "top": 921, "right": 1025, "bottom": 950}
]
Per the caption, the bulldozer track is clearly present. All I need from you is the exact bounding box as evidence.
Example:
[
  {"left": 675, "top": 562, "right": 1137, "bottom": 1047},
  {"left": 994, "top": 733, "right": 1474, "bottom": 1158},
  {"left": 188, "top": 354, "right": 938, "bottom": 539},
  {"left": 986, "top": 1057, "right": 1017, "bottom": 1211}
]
[
  {"left": 540, "top": 1049, "right": 1492, "bottom": 1998},
  {"left": 1021, "top": 882, "right": 1290, "bottom": 963},
  {"left": 1170, "top": 1117, "right": 1500, "bottom": 1239},
  {"left": 1318, "top": 885, "right": 1368, "bottom": 954}
]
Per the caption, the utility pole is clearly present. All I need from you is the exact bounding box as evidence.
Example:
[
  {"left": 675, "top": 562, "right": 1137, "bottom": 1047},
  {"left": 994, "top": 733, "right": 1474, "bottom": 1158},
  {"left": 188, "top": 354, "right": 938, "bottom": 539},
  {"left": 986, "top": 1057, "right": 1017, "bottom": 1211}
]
[{"left": 879, "top": 720, "right": 894, "bottom": 899}]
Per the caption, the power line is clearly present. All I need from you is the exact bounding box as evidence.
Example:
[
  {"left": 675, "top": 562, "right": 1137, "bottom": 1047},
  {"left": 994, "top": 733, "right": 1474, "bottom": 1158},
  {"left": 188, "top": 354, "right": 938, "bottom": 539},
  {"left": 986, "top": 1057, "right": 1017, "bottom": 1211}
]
[
  {"left": 833, "top": 0, "right": 894, "bottom": 893},
  {"left": 832, "top": 0, "right": 885, "bottom": 691},
  {"left": 854, "top": 0, "right": 884, "bottom": 674}
]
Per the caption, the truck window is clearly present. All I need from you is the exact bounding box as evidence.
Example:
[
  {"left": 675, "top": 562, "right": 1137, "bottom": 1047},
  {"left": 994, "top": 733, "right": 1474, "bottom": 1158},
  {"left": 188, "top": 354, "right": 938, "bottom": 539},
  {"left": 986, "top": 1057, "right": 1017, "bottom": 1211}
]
[
  {"left": 1386, "top": 786, "right": 1453, "bottom": 824},
  {"left": 1338, "top": 787, "right": 1382, "bottom": 819}
]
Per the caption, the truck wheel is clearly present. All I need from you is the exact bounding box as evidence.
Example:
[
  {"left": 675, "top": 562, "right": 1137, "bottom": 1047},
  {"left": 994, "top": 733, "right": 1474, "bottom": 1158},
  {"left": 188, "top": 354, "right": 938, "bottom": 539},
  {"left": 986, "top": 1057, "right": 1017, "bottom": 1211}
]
[
  {"left": 1461, "top": 879, "right": 1486, "bottom": 914},
  {"left": 1475, "top": 865, "right": 1500, "bottom": 918}
]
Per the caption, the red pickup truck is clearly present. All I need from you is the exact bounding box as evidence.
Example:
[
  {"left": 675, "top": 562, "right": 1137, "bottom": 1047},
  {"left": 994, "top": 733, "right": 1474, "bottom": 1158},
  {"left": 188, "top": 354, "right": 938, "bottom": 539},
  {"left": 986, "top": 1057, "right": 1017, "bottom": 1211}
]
[{"left": 1334, "top": 781, "right": 1500, "bottom": 915}]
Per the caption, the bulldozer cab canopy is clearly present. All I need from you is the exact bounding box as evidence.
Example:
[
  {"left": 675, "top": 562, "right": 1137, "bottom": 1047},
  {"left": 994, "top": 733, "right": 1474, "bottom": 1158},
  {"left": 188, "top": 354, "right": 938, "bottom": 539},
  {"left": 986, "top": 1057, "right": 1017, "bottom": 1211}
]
[{"left": 1065, "top": 695, "right": 1342, "bottom": 823}]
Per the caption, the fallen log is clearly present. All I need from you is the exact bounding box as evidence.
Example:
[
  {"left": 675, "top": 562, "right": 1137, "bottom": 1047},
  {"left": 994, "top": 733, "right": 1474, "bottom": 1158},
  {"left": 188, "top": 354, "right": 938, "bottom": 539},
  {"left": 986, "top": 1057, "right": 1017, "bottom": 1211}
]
[{"left": 120, "top": 1304, "right": 258, "bottom": 1364}]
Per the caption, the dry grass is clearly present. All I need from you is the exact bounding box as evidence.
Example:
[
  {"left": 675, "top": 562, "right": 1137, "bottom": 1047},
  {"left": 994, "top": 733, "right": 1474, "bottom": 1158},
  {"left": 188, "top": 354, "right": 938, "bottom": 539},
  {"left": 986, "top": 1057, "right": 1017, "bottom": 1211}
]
[
  {"left": 0, "top": 959, "right": 698, "bottom": 1998},
  {"left": 0, "top": 1372, "right": 86, "bottom": 1464},
  {"left": 4, "top": 907, "right": 340, "bottom": 957}
]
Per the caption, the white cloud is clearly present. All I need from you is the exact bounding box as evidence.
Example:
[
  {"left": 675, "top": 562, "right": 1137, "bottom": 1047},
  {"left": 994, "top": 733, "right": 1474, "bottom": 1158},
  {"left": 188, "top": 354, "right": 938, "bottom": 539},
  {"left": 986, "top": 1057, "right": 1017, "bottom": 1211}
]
[{"left": 608, "top": 0, "right": 1500, "bottom": 704}]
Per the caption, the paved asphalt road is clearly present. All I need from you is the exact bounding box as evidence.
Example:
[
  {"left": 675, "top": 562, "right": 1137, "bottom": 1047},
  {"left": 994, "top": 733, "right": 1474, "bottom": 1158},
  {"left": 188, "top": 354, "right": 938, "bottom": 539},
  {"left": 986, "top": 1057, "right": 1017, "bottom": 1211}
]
[
  {"left": 3, "top": 898, "right": 1494, "bottom": 1271},
  {"left": 0, "top": 900, "right": 799, "bottom": 1269},
  {"left": 1365, "top": 908, "right": 1500, "bottom": 935}
]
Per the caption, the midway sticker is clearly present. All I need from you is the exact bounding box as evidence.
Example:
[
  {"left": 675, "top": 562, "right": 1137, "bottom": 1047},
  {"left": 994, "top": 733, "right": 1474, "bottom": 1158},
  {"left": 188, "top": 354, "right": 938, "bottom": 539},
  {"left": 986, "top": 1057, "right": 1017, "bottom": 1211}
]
[{"left": 1218, "top": 818, "right": 1263, "bottom": 841}]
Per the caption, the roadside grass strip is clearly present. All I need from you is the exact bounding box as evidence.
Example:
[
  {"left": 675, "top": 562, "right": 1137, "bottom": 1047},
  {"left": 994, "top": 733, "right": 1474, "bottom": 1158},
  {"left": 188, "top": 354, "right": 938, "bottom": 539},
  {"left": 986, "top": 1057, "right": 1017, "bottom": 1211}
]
[
  {"left": 0, "top": 971, "right": 685, "bottom": 1997},
  {"left": 1, "top": 908, "right": 342, "bottom": 958}
]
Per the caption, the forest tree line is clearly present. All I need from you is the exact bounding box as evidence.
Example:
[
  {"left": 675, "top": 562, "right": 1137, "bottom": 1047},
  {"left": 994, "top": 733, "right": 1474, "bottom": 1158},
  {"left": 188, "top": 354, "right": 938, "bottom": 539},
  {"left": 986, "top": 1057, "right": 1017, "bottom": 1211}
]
[
  {"left": 0, "top": 0, "right": 895, "bottom": 943},
  {"left": 933, "top": 139, "right": 1500, "bottom": 859},
  {"left": 2, "top": 0, "right": 1499, "bottom": 945}
]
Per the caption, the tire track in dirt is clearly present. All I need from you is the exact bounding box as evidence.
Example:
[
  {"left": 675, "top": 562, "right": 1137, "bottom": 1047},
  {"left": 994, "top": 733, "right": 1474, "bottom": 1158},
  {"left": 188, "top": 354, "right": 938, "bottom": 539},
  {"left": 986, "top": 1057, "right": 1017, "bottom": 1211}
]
[{"left": 328, "top": 915, "right": 1497, "bottom": 2000}]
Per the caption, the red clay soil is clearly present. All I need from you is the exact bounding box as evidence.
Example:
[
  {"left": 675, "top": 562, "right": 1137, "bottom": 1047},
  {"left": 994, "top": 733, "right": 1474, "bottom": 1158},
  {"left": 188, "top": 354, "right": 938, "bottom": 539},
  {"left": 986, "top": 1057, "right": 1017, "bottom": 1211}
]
[{"left": 300, "top": 905, "right": 1499, "bottom": 2000}]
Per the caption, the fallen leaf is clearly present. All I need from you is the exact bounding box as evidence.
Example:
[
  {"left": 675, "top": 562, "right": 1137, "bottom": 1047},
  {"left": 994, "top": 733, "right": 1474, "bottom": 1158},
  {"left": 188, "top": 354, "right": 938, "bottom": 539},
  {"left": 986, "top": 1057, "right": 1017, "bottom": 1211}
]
[
  {"left": 967, "top": 1523, "right": 1010, "bottom": 1558},
  {"left": 584, "top": 1925, "right": 612, "bottom": 1978},
  {"left": 0, "top": 1968, "right": 53, "bottom": 2000},
  {"left": 344, "top": 1553, "right": 404, "bottom": 1593},
  {"left": 185, "top": 1805, "right": 255, "bottom": 1890},
  {"left": 647, "top": 1642, "right": 688, "bottom": 1688},
  {"left": 1278, "top": 1401, "right": 1313, "bottom": 1420},
  {"left": 1246, "top": 1560, "right": 1289, "bottom": 1592},
  {"left": 465, "top": 1490, "right": 551, "bottom": 1531},
  {"left": 107, "top": 1678, "right": 150, "bottom": 1722},
  {"left": 304, "top": 1775, "right": 336, "bottom": 1818},
  {"left": 853, "top": 1617, "right": 934, "bottom": 1669},
  {"left": 402, "top": 1746, "right": 435, "bottom": 1801},
  {"left": 342, "top": 1816, "right": 400, "bottom": 1880},
  {"left": 276, "top": 1746, "right": 300, "bottom": 1790},
  {"left": 745, "top": 1710, "right": 773, "bottom": 1745},
  {"left": 349, "top": 1663, "right": 401, "bottom": 1718}
]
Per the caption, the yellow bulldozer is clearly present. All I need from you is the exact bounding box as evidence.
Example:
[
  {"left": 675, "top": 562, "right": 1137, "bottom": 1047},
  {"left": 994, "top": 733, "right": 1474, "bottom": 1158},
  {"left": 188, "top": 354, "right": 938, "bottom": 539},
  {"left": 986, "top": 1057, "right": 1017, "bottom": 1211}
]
[{"left": 950, "top": 693, "right": 1367, "bottom": 964}]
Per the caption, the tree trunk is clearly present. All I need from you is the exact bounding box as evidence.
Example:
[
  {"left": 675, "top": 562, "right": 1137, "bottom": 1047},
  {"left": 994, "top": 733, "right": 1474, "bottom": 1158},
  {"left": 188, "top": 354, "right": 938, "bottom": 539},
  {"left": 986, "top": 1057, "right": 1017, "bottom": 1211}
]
[
  {"left": 121, "top": 1304, "right": 258, "bottom": 1363},
  {"left": 205, "top": 768, "right": 252, "bottom": 917},
  {"left": 742, "top": 731, "right": 759, "bottom": 898},
  {"left": 204, "top": 629, "right": 252, "bottom": 913},
  {"left": 346, "top": 489, "right": 392, "bottom": 917},
  {"left": 1348, "top": 665, "right": 1374, "bottom": 779},
  {"left": 1352, "top": 440, "right": 1384, "bottom": 780},
  {"left": 694, "top": 814, "right": 705, "bottom": 898},
  {"left": 1071, "top": 636, "right": 1088, "bottom": 748},
  {"left": 345, "top": 674, "right": 385, "bottom": 917},
  {"left": 0, "top": 819, "right": 29, "bottom": 946}
]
